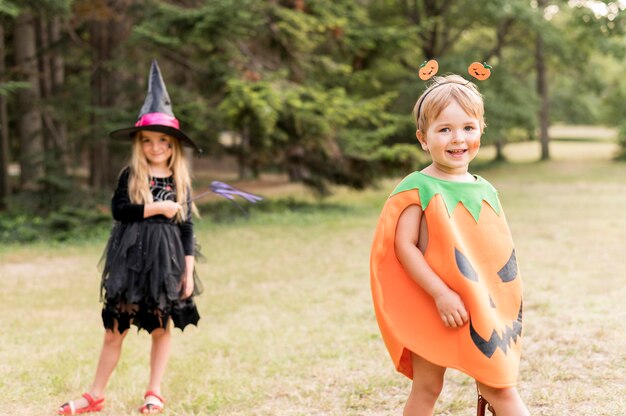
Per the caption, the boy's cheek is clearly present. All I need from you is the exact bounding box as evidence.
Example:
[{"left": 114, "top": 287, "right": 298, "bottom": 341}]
[{"left": 469, "top": 138, "right": 481, "bottom": 151}]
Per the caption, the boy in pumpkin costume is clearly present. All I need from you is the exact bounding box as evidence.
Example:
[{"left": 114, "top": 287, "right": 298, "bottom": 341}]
[{"left": 370, "top": 74, "right": 530, "bottom": 415}]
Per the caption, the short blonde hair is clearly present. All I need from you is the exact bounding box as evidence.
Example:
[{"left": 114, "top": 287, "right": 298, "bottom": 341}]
[{"left": 413, "top": 74, "right": 486, "bottom": 133}]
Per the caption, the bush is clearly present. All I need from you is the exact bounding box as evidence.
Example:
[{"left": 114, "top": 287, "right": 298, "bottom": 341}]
[
  {"left": 0, "top": 206, "right": 111, "bottom": 244},
  {"left": 373, "top": 143, "right": 428, "bottom": 176}
]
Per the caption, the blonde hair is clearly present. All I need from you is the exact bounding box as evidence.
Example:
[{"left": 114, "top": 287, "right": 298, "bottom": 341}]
[
  {"left": 127, "top": 131, "right": 198, "bottom": 222},
  {"left": 413, "top": 74, "right": 486, "bottom": 134}
]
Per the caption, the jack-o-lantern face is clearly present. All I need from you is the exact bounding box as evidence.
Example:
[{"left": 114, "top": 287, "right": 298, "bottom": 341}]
[
  {"left": 468, "top": 62, "right": 492, "bottom": 80},
  {"left": 455, "top": 247, "right": 523, "bottom": 358},
  {"left": 370, "top": 172, "right": 523, "bottom": 385},
  {"left": 419, "top": 59, "right": 439, "bottom": 80}
]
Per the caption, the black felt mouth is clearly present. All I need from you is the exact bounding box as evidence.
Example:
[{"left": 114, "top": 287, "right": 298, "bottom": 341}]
[{"left": 469, "top": 301, "right": 523, "bottom": 358}]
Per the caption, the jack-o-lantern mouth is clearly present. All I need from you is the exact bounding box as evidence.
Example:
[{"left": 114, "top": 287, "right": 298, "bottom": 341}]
[
  {"left": 470, "top": 301, "right": 523, "bottom": 358},
  {"left": 455, "top": 247, "right": 522, "bottom": 357}
]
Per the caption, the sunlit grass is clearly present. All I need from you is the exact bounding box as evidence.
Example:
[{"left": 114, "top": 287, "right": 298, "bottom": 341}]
[{"left": 1, "top": 141, "right": 625, "bottom": 414}]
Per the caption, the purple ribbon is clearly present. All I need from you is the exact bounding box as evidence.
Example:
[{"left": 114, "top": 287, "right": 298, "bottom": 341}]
[{"left": 190, "top": 181, "right": 263, "bottom": 217}]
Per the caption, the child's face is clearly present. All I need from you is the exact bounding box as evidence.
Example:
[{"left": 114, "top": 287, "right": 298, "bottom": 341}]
[
  {"left": 140, "top": 130, "right": 173, "bottom": 168},
  {"left": 417, "top": 101, "right": 481, "bottom": 175}
]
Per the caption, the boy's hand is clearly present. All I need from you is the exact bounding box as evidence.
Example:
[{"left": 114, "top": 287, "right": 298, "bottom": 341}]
[{"left": 434, "top": 289, "right": 468, "bottom": 328}]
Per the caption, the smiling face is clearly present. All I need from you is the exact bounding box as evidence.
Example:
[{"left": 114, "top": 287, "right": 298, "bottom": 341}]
[
  {"left": 140, "top": 130, "right": 174, "bottom": 169},
  {"left": 417, "top": 100, "right": 481, "bottom": 176}
]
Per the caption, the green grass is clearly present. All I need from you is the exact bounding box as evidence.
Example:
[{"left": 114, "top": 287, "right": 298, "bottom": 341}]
[{"left": 1, "top": 141, "right": 625, "bottom": 415}]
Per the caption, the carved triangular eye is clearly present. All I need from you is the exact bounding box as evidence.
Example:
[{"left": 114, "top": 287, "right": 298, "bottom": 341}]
[
  {"left": 497, "top": 249, "right": 518, "bottom": 282},
  {"left": 455, "top": 248, "right": 478, "bottom": 281}
]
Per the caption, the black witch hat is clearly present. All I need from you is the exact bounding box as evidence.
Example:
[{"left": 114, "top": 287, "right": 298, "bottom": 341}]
[{"left": 109, "top": 59, "right": 201, "bottom": 152}]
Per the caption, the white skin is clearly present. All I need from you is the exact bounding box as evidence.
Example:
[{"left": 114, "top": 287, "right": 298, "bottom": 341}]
[
  {"left": 59, "top": 131, "right": 194, "bottom": 414},
  {"left": 397, "top": 101, "right": 530, "bottom": 416}
]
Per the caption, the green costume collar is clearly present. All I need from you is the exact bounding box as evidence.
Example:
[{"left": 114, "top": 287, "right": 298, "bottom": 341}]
[{"left": 391, "top": 171, "right": 500, "bottom": 222}]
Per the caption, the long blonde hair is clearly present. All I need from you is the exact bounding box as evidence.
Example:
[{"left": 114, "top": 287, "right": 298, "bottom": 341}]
[{"left": 127, "top": 131, "right": 198, "bottom": 222}]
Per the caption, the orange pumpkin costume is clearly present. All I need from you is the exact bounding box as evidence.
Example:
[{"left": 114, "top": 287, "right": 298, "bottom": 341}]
[{"left": 370, "top": 172, "right": 523, "bottom": 388}]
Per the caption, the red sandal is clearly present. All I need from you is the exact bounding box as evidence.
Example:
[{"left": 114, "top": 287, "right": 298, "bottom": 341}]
[
  {"left": 57, "top": 392, "right": 104, "bottom": 415},
  {"left": 139, "top": 390, "right": 165, "bottom": 414},
  {"left": 477, "top": 390, "right": 496, "bottom": 416}
]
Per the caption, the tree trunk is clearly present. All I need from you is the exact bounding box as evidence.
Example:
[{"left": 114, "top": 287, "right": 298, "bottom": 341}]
[
  {"left": 38, "top": 16, "right": 68, "bottom": 176},
  {"left": 238, "top": 123, "right": 251, "bottom": 179},
  {"left": 89, "top": 19, "right": 111, "bottom": 190},
  {"left": 89, "top": 0, "right": 132, "bottom": 189},
  {"left": 0, "top": 23, "right": 10, "bottom": 210},
  {"left": 536, "top": 0, "right": 550, "bottom": 161},
  {"left": 14, "top": 11, "right": 45, "bottom": 189},
  {"left": 51, "top": 16, "right": 69, "bottom": 173},
  {"left": 494, "top": 139, "right": 506, "bottom": 162}
]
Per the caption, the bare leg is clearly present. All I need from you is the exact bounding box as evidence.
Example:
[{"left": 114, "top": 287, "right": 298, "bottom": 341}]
[
  {"left": 58, "top": 325, "right": 128, "bottom": 412},
  {"left": 147, "top": 325, "right": 171, "bottom": 395},
  {"left": 403, "top": 353, "right": 446, "bottom": 416},
  {"left": 136, "top": 324, "right": 172, "bottom": 416},
  {"left": 477, "top": 382, "right": 530, "bottom": 416}
]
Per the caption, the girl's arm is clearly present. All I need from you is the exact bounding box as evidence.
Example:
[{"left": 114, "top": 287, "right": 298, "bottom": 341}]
[
  {"left": 180, "top": 195, "right": 195, "bottom": 299},
  {"left": 112, "top": 168, "right": 181, "bottom": 221},
  {"left": 394, "top": 204, "right": 468, "bottom": 328},
  {"left": 182, "top": 255, "right": 195, "bottom": 299},
  {"left": 143, "top": 200, "right": 181, "bottom": 219}
]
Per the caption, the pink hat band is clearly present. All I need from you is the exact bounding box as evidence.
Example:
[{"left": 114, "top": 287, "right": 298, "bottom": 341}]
[{"left": 135, "top": 112, "right": 180, "bottom": 129}]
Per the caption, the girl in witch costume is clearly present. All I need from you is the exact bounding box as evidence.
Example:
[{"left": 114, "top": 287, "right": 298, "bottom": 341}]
[
  {"left": 57, "top": 60, "right": 203, "bottom": 415},
  {"left": 370, "top": 72, "right": 530, "bottom": 416}
]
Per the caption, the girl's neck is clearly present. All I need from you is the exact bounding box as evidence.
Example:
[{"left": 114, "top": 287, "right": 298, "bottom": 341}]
[
  {"left": 148, "top": 164, "right": 172, "bottom": 178},
  {"left": 422, "top": 164, "right": 475, "bottom": 182}
]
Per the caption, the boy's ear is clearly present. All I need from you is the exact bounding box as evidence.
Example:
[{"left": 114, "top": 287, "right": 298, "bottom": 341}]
[{"left": 416, "top": 130, "right": 428, "bottom": 152}]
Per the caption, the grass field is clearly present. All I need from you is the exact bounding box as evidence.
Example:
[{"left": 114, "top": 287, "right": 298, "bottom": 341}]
[{"left": 1, "top": 140, "right": 625, "bottom": 415}]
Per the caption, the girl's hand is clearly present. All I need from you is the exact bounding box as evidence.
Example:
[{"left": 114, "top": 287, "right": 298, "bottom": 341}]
[
  {"left": 181, "top": 272, "right": 194, "bottom": 299},
  {"left": 434, "top": 288, "right": 468, "bottom": 328},
  {"left": 157, "top": 200, "right": 182, "bottom": 218}
]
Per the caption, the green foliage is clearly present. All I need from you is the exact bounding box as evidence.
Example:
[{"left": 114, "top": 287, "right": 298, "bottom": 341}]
[
  {"left": 2, "top": 172, "right": 111, "bottom": 242},
  {"left": 219, "top": 79, "right": 281, "bottom": 139},
  {"left": 372, "top": 143, "right": 428, "bottom": 176},
  {"left": 482, "top": 68, "right": 537, "bottom": 144},
  {"left": 0, "top": 81, "right": 31, "bottom": 96},
  {"left": 0, "top": 0, "right": 19, "bottom": 16},
  {"left": 0, "top": 206, "right": 110, "bottom": 243},
  {"left": 4, "top": 0, "right": 626, "bottom": 216}
]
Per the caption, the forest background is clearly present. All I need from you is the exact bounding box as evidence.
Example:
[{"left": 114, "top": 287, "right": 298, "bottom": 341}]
[{"left": 1, "top": 0, "right": 626, "bottom": 241}]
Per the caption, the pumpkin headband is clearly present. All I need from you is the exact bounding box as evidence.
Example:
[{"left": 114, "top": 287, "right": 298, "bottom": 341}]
[{"left": 415, "top": 59, "right": 492, "bottom": 129}]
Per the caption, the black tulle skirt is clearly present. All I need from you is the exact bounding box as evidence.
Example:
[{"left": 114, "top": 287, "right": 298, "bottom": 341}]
[{"left": 99, "top": 219, "right": 203, "bottom": 333}]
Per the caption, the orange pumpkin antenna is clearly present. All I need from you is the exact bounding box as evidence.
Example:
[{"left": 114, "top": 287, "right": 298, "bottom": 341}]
[
  {"left": 468, "top": 62, "right": 492, "bottom": 80},
  {"left": 419, "top": 59, "right": 439, "bottom": 80}
]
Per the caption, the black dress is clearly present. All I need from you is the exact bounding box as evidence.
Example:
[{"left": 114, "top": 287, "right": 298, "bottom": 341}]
[{"left": 99, "top": 167, "right": 202, "bottom": 333}]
